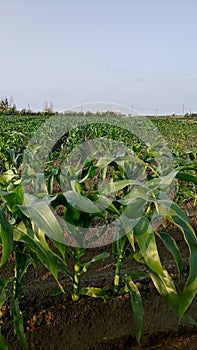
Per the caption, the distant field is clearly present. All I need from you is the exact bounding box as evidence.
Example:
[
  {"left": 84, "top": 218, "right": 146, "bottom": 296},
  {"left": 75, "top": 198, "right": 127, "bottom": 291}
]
[
  {"left": 150, "top": 115, "right": 197, "bottom": 151},
  {"left": 0, "top": 113, "right": 196, "bottom": 161}
]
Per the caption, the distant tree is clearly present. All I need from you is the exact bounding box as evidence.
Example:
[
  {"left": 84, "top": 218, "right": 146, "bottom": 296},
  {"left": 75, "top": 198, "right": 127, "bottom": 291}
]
[
  {"left": 44, "top": 100, "right": 54, "bottom": 113},
  {"left": 0, "top": 98, "right": 9, "bottom": 112},
  {"left": 49, "top": 101, "right": 53, "bottom": 112},
  {"left": 10, "top": 103, "right": 17, "bottom": 113},
  {"left": 0, "top": 97, "right": 18, "bottom": 114}
]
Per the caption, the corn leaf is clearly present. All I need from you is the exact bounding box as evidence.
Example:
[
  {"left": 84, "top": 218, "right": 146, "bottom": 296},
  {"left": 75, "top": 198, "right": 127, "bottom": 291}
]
[
  {"left": 82, "top": 252, "right": 110, "bottom": 272},
  {"left": 134, "top": 217, "right": 163, "bottom": 275},
  {"left": 0, "top": 334, "right": 8, "bottom": 350},
  {"left": 0, "top": 209, "right": 13, "bottom": 267},
  {"left": 1, "top": 185, "right": 23, "bottom": 210},
  {"left": 148, "top": 269, "right": 179, "bottom": 313},
  {"left": 10, "top": 298, "right": 28, "bottom": 349},
  {"left": 123, "top": 273, "right": 144, "bottom": 344},
  {"left": 157, "top": 200, "right": 197, "bottom": 318},
  {"left": 100, "top": 179, "right": 142, "bottom": 195},
  {"left": 18, "top": 199, "right": 66, "bottom": 244},
  {"left": 96, "top": 156, "right": 115, "bottom": 167},
  {"left": 176, "top": 172, "right": 197, "bottom": 185},
  {"left": 134, "top": 217, "right": 179, "bottom": 312},
  {"left": 157, "top": 231, "right": 183, "bottom": 276},
  {"left": 14, "top": 222, "right": 65, "bottom": 292},
  {"left": 79, "top": 287, "right": 110, "bottom": 299},
  {"left": 64, "top": 191, "right": 100, "bottom": 213}
]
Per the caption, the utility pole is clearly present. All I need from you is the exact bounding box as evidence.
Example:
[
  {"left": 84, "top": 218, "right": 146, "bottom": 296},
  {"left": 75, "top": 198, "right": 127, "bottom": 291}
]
[
  {"left": 131, "top": 104, "right": 133, "bottom": 116},
  {"left": 156, "top": 108, "right": 158, "bottom": 117},
  {"left": 183, "top": 104, "right": 185, "bottom": 116}
]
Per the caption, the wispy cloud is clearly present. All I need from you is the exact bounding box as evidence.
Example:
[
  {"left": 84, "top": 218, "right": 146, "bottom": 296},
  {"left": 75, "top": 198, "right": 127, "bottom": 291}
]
[
  {"left": 110, "top": 65, "right": 133, "bottom": 75},
  {"left": 186, "top": 75, "right": 197, "bottom": 81},
  {"left": 136, "top": 78, "right": 143, "bottom": 83}
]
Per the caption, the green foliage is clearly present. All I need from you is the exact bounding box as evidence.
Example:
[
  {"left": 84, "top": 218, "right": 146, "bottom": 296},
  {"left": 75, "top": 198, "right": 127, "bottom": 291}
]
[
  {"left": 0, "top": 334, "right": 8, "bottom": 350},
  {"left": 123, "top": 273, "right": 144, "bottom": 344},
  {"left": 0, "top": 112, "right": 196, "bottom": 347},
  {"left": 0, "top": 209, "right": 13, "bottom": 266},
  {"left": 10, "top": 298, "right": 28, "bottom": 349}
]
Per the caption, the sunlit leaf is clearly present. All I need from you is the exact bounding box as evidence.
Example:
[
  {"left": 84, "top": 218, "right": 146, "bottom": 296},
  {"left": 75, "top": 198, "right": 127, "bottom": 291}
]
[
  {"left": 123, "top": 274, "right": 144, "bottom": 344},
  {"left": 0, "top": 209, "right": 13, "bottom": 266}
]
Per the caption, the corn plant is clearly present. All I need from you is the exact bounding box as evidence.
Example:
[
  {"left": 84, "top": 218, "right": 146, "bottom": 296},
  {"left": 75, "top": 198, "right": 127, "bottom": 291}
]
[
  {"left": 0, "top": 185, "right": 67, "bottom": 349},
  {"left": 172, "top": 151, "right": 197, "bottom": 205},
  {"left": 0, "top": 112, "right": 197, "bottom": 348},
  {"left": 0, "top": 209, "right": 28, "bottom": 349},
  {"left": 0, "top": 182, "right": 111, "bottom": 347},
  {"left": 22, "top": 147, "right": 197, "bottom": 342}
]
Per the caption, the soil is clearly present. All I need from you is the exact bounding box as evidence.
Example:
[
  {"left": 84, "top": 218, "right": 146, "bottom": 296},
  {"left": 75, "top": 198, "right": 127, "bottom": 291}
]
[{"left": 0, "top": 207, "right": 197, "bottom": 350}]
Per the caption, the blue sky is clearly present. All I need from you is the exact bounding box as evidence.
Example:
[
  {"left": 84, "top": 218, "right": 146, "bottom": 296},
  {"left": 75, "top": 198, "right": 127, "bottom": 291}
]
[{"left": 0, "top": 0, "right": 197, "bottom": 114}]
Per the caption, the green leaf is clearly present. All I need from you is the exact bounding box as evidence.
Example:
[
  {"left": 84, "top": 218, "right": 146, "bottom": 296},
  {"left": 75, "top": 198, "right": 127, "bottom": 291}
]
[
  {"left": 70, "top": 180, "right": 83, "bottom": 195},
  {"left": 126, "top": 228, "right": 135, "bottom": 251},
  {"left": 51, "top": 240, "right": 67, "bottom": 260},
  {"left": 79, "top": 165, "right": 97, "bottom": 182},
  {"left": 47, "top": 169, "right": 56, "bottom": 195},
  {"left": 64, "top": 191, "right": 100, "bottom": 213},
  {"left": 157, "top": 231, "right": 183, "bottom": 276},
  {"left": 96, "top": 156, "right": 115, "bottom": 167},
  {"left": 14, "top": 250, "right": 31, "bottom": 298},
  {"left": 10, "top": 298, "right": 28, "bottom": 349},
  {"left": 123, "top": 274, "right": 144, "bottom": 344},
  {"left": 176, "top": 172, "right": 197, "bottom": 185},
  {"left": 123, "top": 271, "right": 150, "bottom": 281},
  {"left": 123, "top": 198, "right": 146, "bottom": 220},
  {"left": 82, "top": 252, "right": 110, "bottom": 272},
  {"left": 134, "top": 217, "right": 163, "bottom": 275},
  {"left": 115, "top": 155, "right": 143, "bottom": 163},
  {"left": 92, "top": 194, "right": 119, "bottom": 214},
  {"left": 148, "top": 269, "right": 179, "bottom": 313},
  {"left": 148, "top": 170, "right": 178, "bottom": 190},
  {"left": 79, "top": 287, "right": 110, "bottom": 299},
  {"left": 134, "top": 217, "right": 180, "bottom": 313},
  {"left": 117, "top": 187, "right": 148, "bottom": 205},
  {"left": 19, "top": 197, "right": 66, "bottom": 244},
  {"left": 157, "top": 200, "right": 197, "bottom": 318},
  {"left": 0, "top": 209, "right": 13, "bottom": 266},
  {"left": 1, "top": 185, "right": 23, "bottom": 210},
  {"left": 0, "top": 334, "right": 8, "bottom": 350},
  {"left": 182, "top": 314, "right": 197, "bottom": 327},
  {"left": 14, "top": 222, "right": 65, "bottom": 292},
  {"left": 100, "top": 165, "right": 108, "bottom": 182},
  {"left": 100, "top": 179, "right": 142, "bottom": 196},
  {"left": 176, "top": 164, "right": 197, "bottom": 172}
]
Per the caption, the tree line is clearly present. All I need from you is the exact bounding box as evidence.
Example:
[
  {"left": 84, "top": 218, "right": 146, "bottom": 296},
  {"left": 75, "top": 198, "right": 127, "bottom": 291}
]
[{"left": 0, "top": 98, "right": 55, "bottom": 116}]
